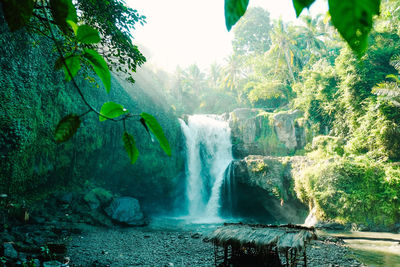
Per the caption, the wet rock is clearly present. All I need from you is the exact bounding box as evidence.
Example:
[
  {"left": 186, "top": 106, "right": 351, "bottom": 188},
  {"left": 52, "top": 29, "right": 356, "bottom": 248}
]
[
  {"left": 351, "top": 223, "right": 370, "bottom": 232},
  {"left": 58, "top": 192, "right": 74, "bottom": 204},
  {"left": 3, "top": 242, "right": 18, "bottom": 259},
  {"left": 43, "top": 260, "right": 62, "bottom": 267},
  {"left": 1, "top": 232, "right": 15, "bottom": 243},
  {"left": 105, "top": 197, "right": 147, "bottom": 226},
  {"left": 191, "top": 233, "right": 201, "bottom": 239},
  {"left": 30, "top": 215, "right": 46, "bottom": 224},
  {"left": 84, "top": 188, "right": 113, "bottom": 210},
  {"left": 315, "top": 222, "right": 345, "bottom": 230}
]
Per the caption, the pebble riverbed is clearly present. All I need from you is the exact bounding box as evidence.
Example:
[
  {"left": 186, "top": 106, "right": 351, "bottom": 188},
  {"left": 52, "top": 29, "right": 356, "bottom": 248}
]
[{"left": 64, "top": 226, "right": 365, "bottom": 267}]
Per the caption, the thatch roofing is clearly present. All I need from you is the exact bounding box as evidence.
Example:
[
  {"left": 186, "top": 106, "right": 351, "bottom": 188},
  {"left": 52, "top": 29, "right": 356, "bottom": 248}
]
[{"left": 208, "top": 223, "right": 316, "bottom": 252}]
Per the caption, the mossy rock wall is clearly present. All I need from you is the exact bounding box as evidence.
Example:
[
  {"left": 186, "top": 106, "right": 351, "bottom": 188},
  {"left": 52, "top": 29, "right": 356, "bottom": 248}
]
[
  {"left": 228, "top": 108, "right": 306, "bottom": 158},
  {"left": 0, "top": 18, "right": 184, "bottom": 212},
  {"left": 224, "top": 155, "right": 308, "bottom": 223}
]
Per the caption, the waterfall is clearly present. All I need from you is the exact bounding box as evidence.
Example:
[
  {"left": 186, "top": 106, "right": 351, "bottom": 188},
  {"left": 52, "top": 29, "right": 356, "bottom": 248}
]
[
  {"left": 179, "top": 114, "right": 233, "bottom": 221},
  {"left": 220, "top": 162, "right": 236, "bottom": 218}
]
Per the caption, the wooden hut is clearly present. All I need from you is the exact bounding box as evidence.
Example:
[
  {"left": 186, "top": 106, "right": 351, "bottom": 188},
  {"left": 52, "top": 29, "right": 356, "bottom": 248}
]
[{"left": 207, "top": 223, "right": 317, "bottom": 267}]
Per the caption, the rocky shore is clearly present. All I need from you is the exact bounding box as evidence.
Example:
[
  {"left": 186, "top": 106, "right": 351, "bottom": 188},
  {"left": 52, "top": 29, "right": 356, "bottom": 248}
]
[
  {"left": 63, "top": 226, "right": 364, "bottom": 267},
  {"left": 0, "top": 188, "right": 366, "bottom": 266}
]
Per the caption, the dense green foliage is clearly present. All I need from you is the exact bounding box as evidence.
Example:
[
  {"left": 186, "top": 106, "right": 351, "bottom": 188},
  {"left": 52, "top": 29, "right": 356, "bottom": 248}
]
[
  {"left": 0, "top": 0, "right": 171, "bottom": 164},
  {"left": 294, "top": 156, "right": 400, "bottom": 226},
  {"left": 152, "top": 1, "right": 400, "bottom": 227},
  {"left": 0, "top": 22, "right": 184, "bottom": 204},
  {"left": 225, "top": 0, "right": 381, "bottom": 56}
]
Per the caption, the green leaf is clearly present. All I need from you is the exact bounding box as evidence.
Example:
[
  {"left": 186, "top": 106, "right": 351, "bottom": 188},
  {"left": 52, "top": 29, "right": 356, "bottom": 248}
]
[
  {"left": 140, "top": 113, "right": 171, "bottom": 156},
  {"left": 54, "top": 114, "right": 81, "bottom": 143},
  {"left": 55, "top": 55, "right": 81, "bottom": 81},
  {"left": 50, "top": 0, "right": 77, "bottom": 32},
  {"left": 83, "top": 49, "right": 111, "bottom": 93},
  {"left": 224, "top": 0, "right": 249, "bottom": 31},
  {"left": 328, "top": 0, "right": 380, "bottom": 56},
  {"left": 99, "top": 101, "right": 129, "bottom": 122},
  {"left": 386, "top": 74, "right": 400, "bottom": 83},
  {"left": 67, "top": 20, "right": 78, "bottom": 35},
  {"left": 0, "top": 0, "right": 34, "bottom": 31},
  {"left": 77, "top": 25, "right": 101, "bottom": 44},
  {"left": 122, "top": 131, "right": 139, "bottom": 164},
  {"left": 292, "top": 0, "right": 316, "bottom": 17}
]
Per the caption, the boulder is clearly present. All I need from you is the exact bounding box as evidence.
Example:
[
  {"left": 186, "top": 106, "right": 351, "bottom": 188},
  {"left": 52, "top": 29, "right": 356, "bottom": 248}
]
[
  {"left": 57, "top": 192, "right": 74, "bottom": 204},
  {"left": 84, "top": 187, "right": 113, "bottom": 210},
  {"left": 3, "top": 242, "right": 18, "bottom": 259},
  {"left": 105, "top": 197, "right": 147, "bottom": 226}
]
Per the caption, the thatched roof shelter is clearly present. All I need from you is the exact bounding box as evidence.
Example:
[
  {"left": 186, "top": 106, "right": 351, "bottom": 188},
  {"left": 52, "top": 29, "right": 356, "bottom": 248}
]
[{"left": 207, "top": 223, "right": 316, "bottom": 267}]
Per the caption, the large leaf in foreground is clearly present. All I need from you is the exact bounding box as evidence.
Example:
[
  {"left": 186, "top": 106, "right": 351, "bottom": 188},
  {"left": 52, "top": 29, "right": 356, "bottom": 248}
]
[
  {"left": 122, "top": 131, "right": 139, "bottom": 164},
  {"left": 224, "top": 0, "right": 249, "bottom": 31},
  {"left": 292, "top": 0, "right": 316, "bottom": 17},
  {"left": 99, "top": 101, "right": 128, "bottom": 122},
  {"left": 140, "top": 113, "right": 171, "bottom": 156},
  {"left": 55, "top": 55, "right": 81, "bottom": 81},
  {"left": 0, "top": 0, "right": 34, "bottom": 31},
  {"left": 50, "top": 0, "right": 77, "bottom": 32},
  {"left": 77, "top": 25, "right": 101, "bottom": 44},
  {"left": 328, "top": 0, "right": 380, "bottom": 56},
  {"left": 83, "top": 49, "right": 111, "bottom": 93},
  {"left": 54, "top": 114, "right": 81, "bottom": 143}
]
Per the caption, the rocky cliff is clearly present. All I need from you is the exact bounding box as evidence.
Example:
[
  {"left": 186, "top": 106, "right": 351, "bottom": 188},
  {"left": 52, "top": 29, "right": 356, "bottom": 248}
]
[
  {"left": 228, "top": 108, "right": 306, "bottom": 158},
  {"left": 221, "top": 155, "right": 308, "bottom": 223},
  {"left": 223, "top": 108, "right": 309, "bottom": 223},
  {"left": 0, "top": 19, "right": 184, "bottom": 212}
]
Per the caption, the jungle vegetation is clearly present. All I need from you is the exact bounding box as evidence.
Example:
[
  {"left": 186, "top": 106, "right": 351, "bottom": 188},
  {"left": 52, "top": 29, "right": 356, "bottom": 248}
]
[
  {"left": 1, "top": 0, "right": 400, "bottom": 227},
  {"left": 156, "top": 0, "right": 399, "bottom": 227}
]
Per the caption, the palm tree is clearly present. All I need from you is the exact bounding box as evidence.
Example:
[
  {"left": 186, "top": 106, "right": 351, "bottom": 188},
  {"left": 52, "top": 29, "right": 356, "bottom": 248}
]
[
  {"left": 268, "top": 20, "right": 302, "bottom": 83},
  {"left": 373, "top": 55, "right": 400, "bottom": 107},
  {"left": 223, "top": 54, "right": 243, "bottom": 91},
  {"left": 183, "top": 64, "right": 206, "bottom": 94},
  {"left": 208, "top": 63, "right": 223, "bottom": 89},
  {"left": 297, "top": 15, "right": 326, "bottom": 59}
]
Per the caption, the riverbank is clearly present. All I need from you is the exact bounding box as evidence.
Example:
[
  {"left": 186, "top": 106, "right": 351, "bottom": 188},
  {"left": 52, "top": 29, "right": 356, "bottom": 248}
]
[{"left": 63, "top": 224, "right": 365, "bottom": 267}]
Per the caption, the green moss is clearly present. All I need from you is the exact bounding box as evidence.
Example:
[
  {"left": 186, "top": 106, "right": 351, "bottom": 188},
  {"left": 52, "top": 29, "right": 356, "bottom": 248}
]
[
  {"left": 256, "top": 113, "right": 288, "bottom": 156},
  {"left": 0, "top": 24, "right": 184, "bottom": 205}
]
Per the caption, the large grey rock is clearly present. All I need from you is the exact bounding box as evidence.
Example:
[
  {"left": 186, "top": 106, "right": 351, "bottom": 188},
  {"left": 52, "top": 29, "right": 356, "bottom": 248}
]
[
  {"left": 3, "top": 242, "right": 18, "bottom": 259},
  {"left": 273, "top": 110, "right": 303, "bottom": 151},
  {"left": 105, "top": 197, "right": 146, "bottom": 226}
]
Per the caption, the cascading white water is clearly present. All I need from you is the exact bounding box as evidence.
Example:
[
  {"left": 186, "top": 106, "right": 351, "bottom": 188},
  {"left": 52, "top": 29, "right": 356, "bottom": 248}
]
[{"left": 179, "top": 114, "right": 233, "bottom": 221}]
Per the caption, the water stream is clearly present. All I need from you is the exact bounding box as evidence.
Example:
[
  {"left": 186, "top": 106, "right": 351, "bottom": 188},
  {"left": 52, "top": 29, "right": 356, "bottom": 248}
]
[{"left": 179, "top": 114, "right": 233, "bottom": 222}]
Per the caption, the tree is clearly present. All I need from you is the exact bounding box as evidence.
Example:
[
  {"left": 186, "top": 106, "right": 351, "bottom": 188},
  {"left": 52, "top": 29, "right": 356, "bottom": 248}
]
[
  {"left": 232, "top": 7, "right": 272, "bottom": 55},
  {"left": 373, "top": 55, "right": 400, "bottom": 107},
  {"left": 0, "top": 0, "right": 171, "bottom": 164},
  {"left": 223, "top": 54, "right": 244, "bottom": 92},
  {"left": 225, "top": 0, "right": 381, "bottom": 56},
  {"left": 268, "top": 20, "right": 302, "bottom": 83}
]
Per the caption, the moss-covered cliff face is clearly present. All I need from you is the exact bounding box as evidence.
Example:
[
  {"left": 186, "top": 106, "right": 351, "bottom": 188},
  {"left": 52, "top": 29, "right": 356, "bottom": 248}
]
[
  {"left": 224, "top": 155, "right": 307, "bottom": 223},
  {"left": 228, "top": 108, "right": 306, "bottom": 158},
  {"left": 0, "top": 20, "right": 184, "bottom": 212}
]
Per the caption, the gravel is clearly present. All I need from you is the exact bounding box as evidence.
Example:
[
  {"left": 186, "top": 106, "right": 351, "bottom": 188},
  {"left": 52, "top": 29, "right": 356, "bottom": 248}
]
[{"left": 64, "top": 226, "right": 365, "bottom": 267}]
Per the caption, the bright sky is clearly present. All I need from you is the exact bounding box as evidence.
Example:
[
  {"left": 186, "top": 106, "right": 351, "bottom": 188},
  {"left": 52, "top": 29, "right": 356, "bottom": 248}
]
[{"left": 127, "top": 0, "right": 328, "bottom": 72}]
